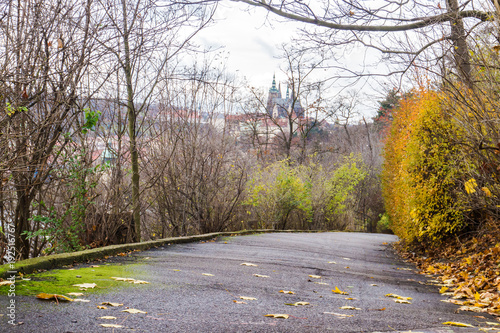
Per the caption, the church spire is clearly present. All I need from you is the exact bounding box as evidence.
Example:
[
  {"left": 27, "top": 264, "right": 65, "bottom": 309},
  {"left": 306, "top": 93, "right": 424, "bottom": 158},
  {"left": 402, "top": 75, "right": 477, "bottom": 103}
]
[
  {"left": 269, "top": 74, "right": 279, "bottom": 93},
  {"left": 286, "top": 85, "right": 289, "bottom": 99}
]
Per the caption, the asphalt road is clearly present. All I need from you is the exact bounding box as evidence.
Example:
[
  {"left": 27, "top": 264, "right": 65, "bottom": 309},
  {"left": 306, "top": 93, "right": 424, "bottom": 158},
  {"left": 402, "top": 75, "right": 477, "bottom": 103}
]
[{"left": 0, "top": 232, "right": 496, "bottom": 332}]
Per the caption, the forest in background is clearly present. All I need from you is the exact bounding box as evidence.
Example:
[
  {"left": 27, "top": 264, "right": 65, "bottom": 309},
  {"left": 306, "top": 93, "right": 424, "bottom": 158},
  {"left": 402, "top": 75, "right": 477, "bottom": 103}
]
[{"left": 1, "top": 0, "right": 499, "bottom": 260}]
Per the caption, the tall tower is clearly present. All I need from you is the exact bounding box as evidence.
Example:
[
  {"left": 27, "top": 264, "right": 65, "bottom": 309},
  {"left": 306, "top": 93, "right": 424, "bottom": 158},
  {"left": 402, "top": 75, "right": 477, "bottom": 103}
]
[{"left": 266, "top": 74, "right": 281, "bottom": 116}]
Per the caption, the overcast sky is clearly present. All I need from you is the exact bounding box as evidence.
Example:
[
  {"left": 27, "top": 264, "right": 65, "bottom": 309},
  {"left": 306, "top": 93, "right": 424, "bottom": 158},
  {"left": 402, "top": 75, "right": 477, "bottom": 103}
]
[
  {"left": 192, "top": 1, "right": 388, "bottom": 118},
  {"left": 194, "top": 1, "right": 303, "bottom": 89}
]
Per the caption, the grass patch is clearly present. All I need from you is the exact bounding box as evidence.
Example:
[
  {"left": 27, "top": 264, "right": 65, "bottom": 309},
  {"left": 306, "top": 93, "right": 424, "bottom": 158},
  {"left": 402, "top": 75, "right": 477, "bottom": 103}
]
[{"left": 0, "top": 263, "right": 149, "bottom": 296}]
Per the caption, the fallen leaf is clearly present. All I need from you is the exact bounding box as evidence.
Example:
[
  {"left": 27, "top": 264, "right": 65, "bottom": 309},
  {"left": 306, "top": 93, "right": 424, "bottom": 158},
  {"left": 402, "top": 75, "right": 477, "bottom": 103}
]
[
  {"left": 0, "top": 281, "right": 14, "bottom": 286},
  {"left": 101, "top": 302, "right": 123, "bottom": 307},
  {"left": 395, "top": 299, "right": 411, "bottom": 304},
  {"left": 314, "top": 282, "right": 329, "bottom": 285},
  {"left": 343, "top": 258, "right": 351, "bottom": 261},
  {"left": 99, "top": 324, "right": 123, "bottom": 328},
  {"left": 279, "top": 290, "right": 295, "bottom": 294},
  {"left": 240, "top": 263, "right": 258, "bottom": 267},
  {"left": 233, "top": 300, "right": 247, "bottom": 304},
  {"left": 370, "top": 284, "right": 378, "bottom": 286},
  {"left": 328, "top": 261, "right": 337, "bottom": 264},
  {"left": 332, "top": 286, "right": 349, "bottom": 295},
  {"left": 285, "top": 301, "right": 310, "bottom": 306},
  {"left": 36, "top": 293, "right": 72, "bottom": 302},
  {"left": 442, "top": 321, "right": 474, "bottom": 327},
  {"left": 122, "top": 308, "right": 147, "bottom": 314},
  {"left": 132, "top": 280, "right": 149, "bottom": 284},
  {"left": 91, "top": 265, "right": 100, "bottom": 268},
  {"left": 97, "top": 306, "right": 107, "bottom": 309},
  {"left": 202, "top": 273, "right": 214, "bottom": 277},
  {"left": 345, "top": 297, "right": 357, "bottom": 300},
  {"left": 73, "top": 299, "right": 90, "bottom": 302},
  {"left": 253, "top": 274, "right": 269, "bottom": 278},
  {"left": 324, "top": 312, "right": 354, "bottom": 318},
  {"left": 309, "top": 275, "right": 321, "bottom": 279},
  {"left": 376, "top": 308, "right": 386, "bottom": 311},
  {"left": 73, "top": 283, "right": 97, "bottom": 289},
  {"left": 99, "top": 316, "right": 117, "bottom": 320},
  {"left": 172, "top": 269, "right": 181, "bottom": 272},
  {"left": 440, "top": 286, "right": 449, "bottom": 294},
  {"left": 264, "top": 314, "right": 289, "bottom": 319},
  {"left": 339, "top": 306, "right": 360, "bottom": 310},
  {"left": 239, "top": 296, "right": 257, "bottom": 300},
  {"left": 110, "top": 277, "right": 135, "bottom": 282},
  {"left": 67, "top": 292, "right": 84, "bottom": 296}
]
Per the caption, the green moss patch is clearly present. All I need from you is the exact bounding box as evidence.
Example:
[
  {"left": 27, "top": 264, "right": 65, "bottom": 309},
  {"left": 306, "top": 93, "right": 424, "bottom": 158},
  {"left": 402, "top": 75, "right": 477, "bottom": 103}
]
[{"left": 0, "top": 263, "right": 149, "bottom": 296}]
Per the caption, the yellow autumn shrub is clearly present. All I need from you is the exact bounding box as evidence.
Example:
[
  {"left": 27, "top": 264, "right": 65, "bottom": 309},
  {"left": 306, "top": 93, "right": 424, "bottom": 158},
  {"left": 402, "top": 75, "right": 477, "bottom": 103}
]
[{"left": 382, "top": 89, "right": 465, "bottom": 246}]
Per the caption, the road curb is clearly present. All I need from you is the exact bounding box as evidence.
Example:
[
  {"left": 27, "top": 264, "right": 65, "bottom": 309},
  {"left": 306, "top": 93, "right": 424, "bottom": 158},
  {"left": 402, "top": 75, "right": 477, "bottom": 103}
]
[{"left": 0, "top": 229, "right": 323, "bottom": 278}]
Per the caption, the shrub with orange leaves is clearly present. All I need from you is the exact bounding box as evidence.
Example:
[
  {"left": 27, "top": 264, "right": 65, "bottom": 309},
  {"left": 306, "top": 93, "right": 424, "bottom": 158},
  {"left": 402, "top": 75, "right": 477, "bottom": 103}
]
[{"left": 382, "top": 88, "right": 465, "bottom": 247}]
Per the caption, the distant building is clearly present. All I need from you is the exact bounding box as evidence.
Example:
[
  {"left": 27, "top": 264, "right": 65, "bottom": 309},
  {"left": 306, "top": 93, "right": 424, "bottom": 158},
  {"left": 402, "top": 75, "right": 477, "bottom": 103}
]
[{"left": 266, "top": 75, "right": 304, "bottom": 118}]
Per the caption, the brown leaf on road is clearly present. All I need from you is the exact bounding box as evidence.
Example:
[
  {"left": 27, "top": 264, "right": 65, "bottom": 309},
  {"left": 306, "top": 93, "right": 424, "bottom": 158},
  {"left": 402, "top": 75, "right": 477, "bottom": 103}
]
[
  {"left": 36, "top": 293, "right": 73, "bottom": 302},
  {"left": 101, "top": 302, "right": 123, "bottom": 307},
  {"left": 264, "top": 314, "right": 289, "bottom": 319}
]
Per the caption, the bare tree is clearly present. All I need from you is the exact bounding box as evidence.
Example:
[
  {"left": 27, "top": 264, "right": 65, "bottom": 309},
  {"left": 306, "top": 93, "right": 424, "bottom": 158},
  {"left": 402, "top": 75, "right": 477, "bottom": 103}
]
[
  {"left": 232, "top": 0, "right": 497, "bottom": 85},
  {"left": 0, "top": 0, "right": 101, "bottom": 259},
  {"left": 94, "top": 0, "right": 216, "bottom": 241}
]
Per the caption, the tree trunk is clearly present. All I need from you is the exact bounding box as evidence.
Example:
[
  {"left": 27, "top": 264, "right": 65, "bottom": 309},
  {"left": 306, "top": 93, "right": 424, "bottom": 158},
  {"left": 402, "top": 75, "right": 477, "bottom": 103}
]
[
  {"left": 447, "top": 0, "right": 472, "bottom": 85},
  {"left": 121, "top": 0, "right": 140, "bottom": 242}
]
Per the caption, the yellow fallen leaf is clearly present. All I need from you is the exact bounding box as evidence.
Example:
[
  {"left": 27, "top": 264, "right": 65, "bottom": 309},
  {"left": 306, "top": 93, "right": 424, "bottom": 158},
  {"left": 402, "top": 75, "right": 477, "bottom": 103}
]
[
  {"left": 239, "top": 296, "right": 257, "bottom": 300},
  {"left": 122, "top": 308, "right": 147, "bottom": 314},
  {"left": 279, "top": 290, "right": 295, "bottom": 294},
  {"left": 309, "top": 275, "right": 321, "bottom": 279},
  {"left": 285, "top": 301, "right": 310, "bottom": 306},
  {"left": 370, "top": 284, "right": 378, "bottom": 286},
  {"left": 100, "top": 324, "right": 123, "bottom": 328},
  {"left": 233, "top": 300, "right": 247, "bottom": 304},
  {"left": 99, "top": 316, "right": 117, "bottom": 320},
  {"left": 240, "top": 263, "right": 258, "bottom": 267},
  {"left": 458, "top": 305, "right": 486, "bottom": 312},
  {"left": 397, "top": 296, "right": 412, "bottom": 300},
  {"left": 73, "top": 283, "right": 97, "bottom": 289},
  {"left": 324, "top": 312, "right": 354, "bottom": 318},
  {"left": 253, "top": 274, "right": 269, "bottom": 278},
  {"left": 474, "top": 292, "right": 481, "bottom": 301},
  {"left": 332, "top": 286, "right": 349, "bottom": 295},
  {"left": 110, "top": 277, "right": 135, "bottom": 282},
  {"left": 36, "top": 293, "right": 73, "bottom": 302},
  {"left": 339, "top": 306, "right": 360, "bottom": 310},
  {"left": 442, "top": 321, "right": 474, "bottom": 327},
  {"left": 97, "top": 306, "right": 108, "bottom": 309},
  {"left": 395, "top": 299, "right": 411, "bottom": 304},
  {"left": 264, "top": 314, "right": 289, "bottom": 319},
  {"left": 328, "top": 261, "right": 337, "bottom": 264},
  {"left": 0, "top": 281, "right": 14, "bottom": 286},
  {"left": 172, "top": 269, "right": 181, "bottom": 271},
  {"left": 101, "top": 302, "right": 123, "bottom": 307},
  {"left": 67, "top": 292, "right": 84, "bottom": 296},
  {"left": 439, "top": 286, "right": 449, "bottom": 294},
  {"left": 377, "top": 308, "right": 386, "bottom": 311},
  {"left": 202, "top": 273, "right": 214, "bottom": 277},
  {"left": 132, "top": 280, "right": 149, "bottom": 284},
  {"left": 345, "top": 297, "right": 356, "bottom": 300}
]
